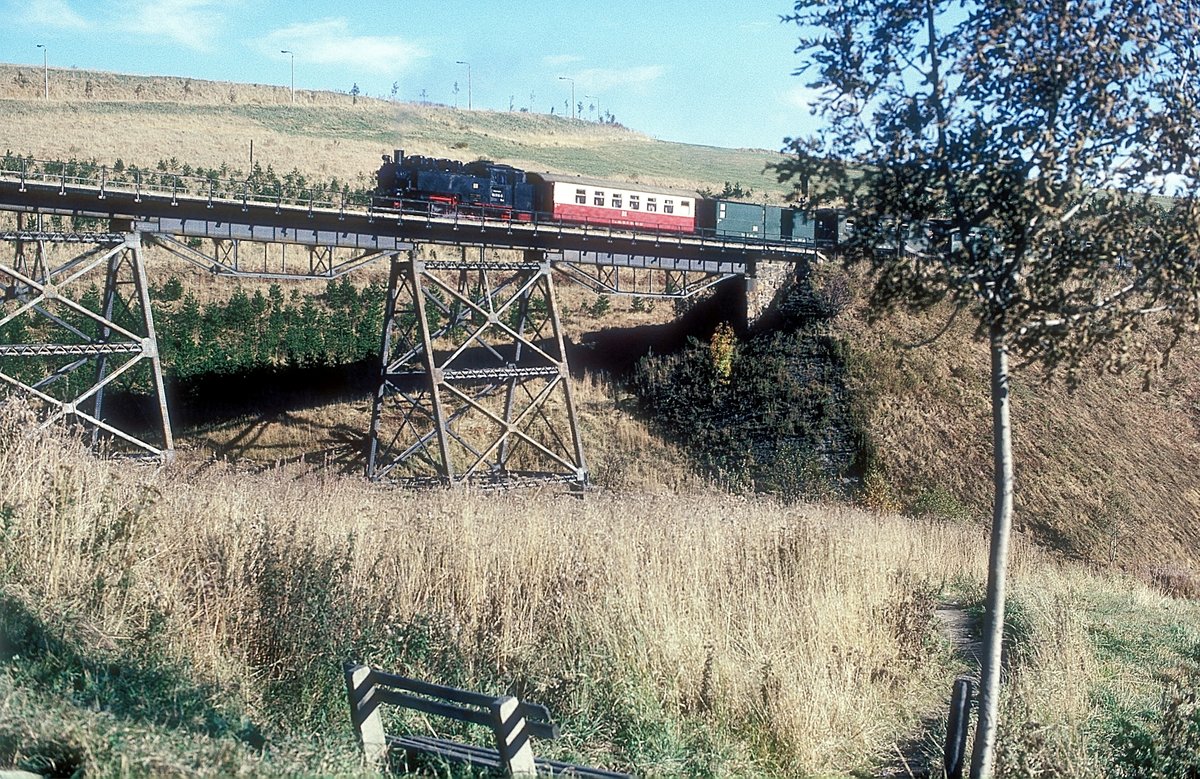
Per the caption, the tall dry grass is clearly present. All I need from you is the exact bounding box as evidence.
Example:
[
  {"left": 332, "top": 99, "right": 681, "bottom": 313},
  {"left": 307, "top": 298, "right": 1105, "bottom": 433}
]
[
  {"left": 5, "top": 396, "right": 1195, "bottom": 776},
  {"left": 1, "top": 398, "right": 992, "bottom": 776}
]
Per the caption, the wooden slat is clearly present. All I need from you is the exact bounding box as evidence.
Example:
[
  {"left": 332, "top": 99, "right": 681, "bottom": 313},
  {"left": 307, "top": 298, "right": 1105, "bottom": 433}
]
[
  {"left": 535, "top": 756, "right": 635, "bottom": 778},
  {"left": 521, "top": 713, "right": 561, "bottom": 741},
  {"left": 369, "top": 670, "right": 504, "bottom": 709},
  {"left": 389, "top": 734, "right": 504, "bottom": 769},
  {"left": 520, "top": 700, "right": 555, "bottom": 723},
  {"left": 374, "top": 688, "right": 492, "bottom": 728}
]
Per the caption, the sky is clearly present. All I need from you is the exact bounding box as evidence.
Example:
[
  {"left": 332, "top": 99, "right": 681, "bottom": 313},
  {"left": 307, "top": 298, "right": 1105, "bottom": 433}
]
[{"left": 1, "top": 0, "right": 823, "bottom": 151}]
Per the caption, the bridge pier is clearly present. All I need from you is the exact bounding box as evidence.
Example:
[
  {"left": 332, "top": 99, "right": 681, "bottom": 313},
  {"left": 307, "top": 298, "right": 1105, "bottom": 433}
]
[
  {"left": 0, "top": 229, "right": 173, "bottom": 457},
  {"left": 368, "top": 248, "right": 587, "bottom": 488}
]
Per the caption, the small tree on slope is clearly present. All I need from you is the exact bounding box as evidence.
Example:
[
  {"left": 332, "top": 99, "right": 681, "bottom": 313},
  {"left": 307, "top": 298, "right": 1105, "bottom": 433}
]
[{"left": 778, "top": 2, "right": 1200, "bottom": 777}]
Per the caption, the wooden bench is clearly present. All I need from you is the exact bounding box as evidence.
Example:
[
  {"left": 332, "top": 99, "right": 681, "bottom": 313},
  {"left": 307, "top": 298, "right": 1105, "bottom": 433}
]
[{"left": 344, "top": 663, "right": 633, "bottom": 778}]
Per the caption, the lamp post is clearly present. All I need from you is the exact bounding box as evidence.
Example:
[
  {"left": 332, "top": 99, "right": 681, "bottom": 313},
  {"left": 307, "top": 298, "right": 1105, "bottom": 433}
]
[
  {"left": 35, "top": 44, "right": 47, "bottom": 100},
  {"left": 559, "top": 76, "right": 575, "bottom": 119},
  {"left": 280, "top": 49, "right": 294, "bottom": 104},
  {"left": 455, "top": 61, "right": 471, "bottom": 110},
  {"left": 585, "top": 94, "right": 599, "bottom": 121}
]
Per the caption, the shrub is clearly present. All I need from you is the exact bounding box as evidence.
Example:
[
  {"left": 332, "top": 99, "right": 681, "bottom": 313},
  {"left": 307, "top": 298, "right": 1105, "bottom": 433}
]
[{"left": 632, "top": 325, "right": 858, "bottom": 498}]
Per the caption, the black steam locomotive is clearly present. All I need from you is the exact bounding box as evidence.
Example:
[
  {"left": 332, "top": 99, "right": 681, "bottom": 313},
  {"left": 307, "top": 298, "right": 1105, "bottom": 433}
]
[{"left": 376, "top": 150, "right": 534, "bottom": 219}]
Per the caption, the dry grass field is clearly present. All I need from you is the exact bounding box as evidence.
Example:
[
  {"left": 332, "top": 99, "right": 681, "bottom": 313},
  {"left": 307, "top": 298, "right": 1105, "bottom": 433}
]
[
  {"left": 2, "top": 66, "right": 1200, "bottom": 776},
  {"left": 3, "top": 404, "right": 1198, "bottom": 777}
]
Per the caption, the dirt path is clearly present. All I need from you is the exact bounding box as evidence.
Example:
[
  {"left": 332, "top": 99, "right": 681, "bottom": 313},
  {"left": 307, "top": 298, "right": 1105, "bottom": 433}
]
[
  {"left": 934, "top": 600, "right": 983, "bottom": 673},
  {"left": 877, "top": 600, "right": 981, "bottom": 778}
]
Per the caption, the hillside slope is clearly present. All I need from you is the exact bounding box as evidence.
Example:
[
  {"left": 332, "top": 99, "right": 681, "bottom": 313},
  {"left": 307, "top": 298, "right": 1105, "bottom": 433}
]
[
  {"left": 0, "top": 64, "right": 792, "bottom": 199},
  {"left": 833, "top": 293, "right": 1200, "bottom": 575}
]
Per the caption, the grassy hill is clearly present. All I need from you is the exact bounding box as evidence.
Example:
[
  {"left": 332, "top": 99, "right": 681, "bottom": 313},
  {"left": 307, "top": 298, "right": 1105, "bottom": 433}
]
[
  {"left": 2, "top": 66, "right": 1199, "bottom": 777},
  {"left": 0, "top": 64, "right": 792, "bottom": 200}
]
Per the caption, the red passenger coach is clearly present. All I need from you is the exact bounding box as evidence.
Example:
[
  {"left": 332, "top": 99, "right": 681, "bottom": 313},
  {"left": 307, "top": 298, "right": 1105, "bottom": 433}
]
[{"left": 527, "top": 172, "right": 697, "bottom": 233}]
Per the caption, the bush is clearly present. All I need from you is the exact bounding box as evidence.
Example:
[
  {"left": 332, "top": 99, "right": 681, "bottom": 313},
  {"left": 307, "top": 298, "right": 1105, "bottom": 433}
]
[{"left": 632, "top": 325, "right": 859, "bottom": 499}]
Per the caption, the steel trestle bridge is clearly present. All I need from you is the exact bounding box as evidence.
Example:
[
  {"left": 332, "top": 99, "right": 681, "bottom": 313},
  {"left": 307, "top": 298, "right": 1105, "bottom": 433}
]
[{"left": 0, "top": 159, "right": 819, "bottom": 488}]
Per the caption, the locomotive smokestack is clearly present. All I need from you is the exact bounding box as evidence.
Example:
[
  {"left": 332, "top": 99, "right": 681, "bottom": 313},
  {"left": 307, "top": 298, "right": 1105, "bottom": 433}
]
[{"left": 395, "top": 149, "right": 404, "bottom": 165}]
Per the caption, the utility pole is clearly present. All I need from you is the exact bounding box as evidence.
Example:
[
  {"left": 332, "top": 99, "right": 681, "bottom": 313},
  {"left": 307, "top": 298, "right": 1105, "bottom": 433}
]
[
  {"left": 35, "top": 45, "right": 47, "bottom": 99},
  {"left": 455, "top": 61, "right": 471, "bottom": 109},
  {"left": 558, "top": 76, "right": 575, "bottom": 119},
  {"left": 280, "top": 49, "right": 294, "bottom": 104}
]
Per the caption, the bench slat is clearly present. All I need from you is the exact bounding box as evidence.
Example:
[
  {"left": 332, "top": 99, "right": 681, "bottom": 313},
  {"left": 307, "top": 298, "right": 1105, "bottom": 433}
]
[
  {"left": 369, "top": 669, "right": 510, "bottom": 710},
  {"left": 375, "top": 688, "right": 493, "bottom": 728},
  {"left": 389, "top": 734, "right": 504, "bottom": 769},
  {"left": 536, "top": 756, "right": 634, "bottom": 778},
  {"left": 347, "top": 664, "right": 632, "bottom": 777},
  {"left": 388, "top": 735, "right": 633, "bottom": 779}
]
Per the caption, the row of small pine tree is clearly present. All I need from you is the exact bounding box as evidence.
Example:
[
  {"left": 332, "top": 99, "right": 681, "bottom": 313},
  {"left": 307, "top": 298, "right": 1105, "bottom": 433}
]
[{"left": 152, "top": 276, "right": 385, "bottom": 380}]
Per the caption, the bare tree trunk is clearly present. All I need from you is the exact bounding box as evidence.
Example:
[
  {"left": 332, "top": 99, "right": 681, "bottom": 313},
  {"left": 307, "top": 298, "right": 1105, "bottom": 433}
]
[{"left": 969, "top": 322, "right": 1015, "bottom": 779}]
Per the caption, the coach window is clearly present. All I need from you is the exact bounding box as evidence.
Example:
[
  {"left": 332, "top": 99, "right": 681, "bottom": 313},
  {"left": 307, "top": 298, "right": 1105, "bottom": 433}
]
[
  {"left": 681, "top": 199, "right": 691, "bottom": 213},
  {"left": 594, "top": 190, "right": 605, "bottom": 206},
  {"left": 646, "top": 197, "right": 657, "bottom": 212},
  {"left": 575, "top": 188, "right": 587, "bottom": 204},
  {"left": 664, "top": 199, "right": 674, "bottom": 214},
  {"left": 629, "top": 195, "right": 640, "bottom": 210},
  {"left": 612, "top": 194, "right": 622, "bottom": 208}
]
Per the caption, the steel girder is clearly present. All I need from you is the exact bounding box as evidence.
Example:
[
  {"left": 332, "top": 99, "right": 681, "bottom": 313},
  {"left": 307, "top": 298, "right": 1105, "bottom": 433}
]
[
  {"left": 368, "top": 249, "right": 587, "bottom": 488},
  {"left": 0, "top": 231, "right": 173, "bottom": 457},
  {"left": 149, "top": 234, "right": 392, "bottom": 279},
  {"left": 552, "top": 249, "right": 752, "bottom": 298}
]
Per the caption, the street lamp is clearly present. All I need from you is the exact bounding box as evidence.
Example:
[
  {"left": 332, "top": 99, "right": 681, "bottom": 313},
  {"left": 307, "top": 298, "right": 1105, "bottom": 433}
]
[
  {"left": 585, "top": 94, "right": 599, "bottom": 121},
  {"left": 280, "top": 49, "right": 294, "bottom": 104},
  {"left": 455, "top": 60, "right": 471, "bottom": 110},
  {"left": 558, "top": 76, "right": 575, "bottom": 119},
  {"left": 35, "top": 44, "right": 47, "bottom": 100}
]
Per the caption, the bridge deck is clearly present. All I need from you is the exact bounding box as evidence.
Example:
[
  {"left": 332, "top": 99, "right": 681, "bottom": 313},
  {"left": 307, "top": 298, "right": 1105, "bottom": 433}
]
[{"left": 0, "top": 165, "right": 820, "bottom": 265}]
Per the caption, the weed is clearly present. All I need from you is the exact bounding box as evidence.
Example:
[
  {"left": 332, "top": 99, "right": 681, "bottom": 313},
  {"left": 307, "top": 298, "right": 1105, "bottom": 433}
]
[
  {"left": 1109, "top": 681, "right": 1200, "bottom": 778},
  {"left": 909, "top": 485, "right": 972, "bottom": 522}
]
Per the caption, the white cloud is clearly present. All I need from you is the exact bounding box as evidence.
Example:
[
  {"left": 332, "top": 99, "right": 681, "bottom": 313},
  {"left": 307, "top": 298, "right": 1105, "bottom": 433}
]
[
  {"left": 14, "top": 0, "right": 89, "bottom": 30},
  {"left": 573, "top": 65, "right": 665, "bottom": 92},
  {"left": 259, "top": 18, "right": 427, "bottom": 76},
  {"left": 122, "top": 0, "right": 230, "bottom": 52}
]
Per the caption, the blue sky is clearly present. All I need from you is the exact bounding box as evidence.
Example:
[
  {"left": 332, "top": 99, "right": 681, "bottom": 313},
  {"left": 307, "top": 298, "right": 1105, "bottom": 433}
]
[{"left": 1, "top": 0, "right": 822, "bottom": 151}]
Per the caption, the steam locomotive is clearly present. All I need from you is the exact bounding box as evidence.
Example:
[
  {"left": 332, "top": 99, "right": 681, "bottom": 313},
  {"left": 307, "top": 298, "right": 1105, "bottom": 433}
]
[{"left": 376, "top": 149, "right": 849, "bottom": 247}]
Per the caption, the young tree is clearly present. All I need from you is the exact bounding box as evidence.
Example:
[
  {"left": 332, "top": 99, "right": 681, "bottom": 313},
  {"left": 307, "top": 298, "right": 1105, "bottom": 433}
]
[{"left": 779, "top": 2, "right": 1199, "bottom": 777}]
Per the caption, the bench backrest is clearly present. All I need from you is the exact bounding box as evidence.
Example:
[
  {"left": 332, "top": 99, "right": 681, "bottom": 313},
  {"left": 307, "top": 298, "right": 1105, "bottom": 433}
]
[{"left": 344, "top": 663, "right": 560, "bottom": 776}]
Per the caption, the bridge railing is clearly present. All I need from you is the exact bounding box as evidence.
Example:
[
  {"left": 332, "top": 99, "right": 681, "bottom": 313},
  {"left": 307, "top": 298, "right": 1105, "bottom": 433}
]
[{"left": 0, "top": 154, "right": 373, "bottom": 214}]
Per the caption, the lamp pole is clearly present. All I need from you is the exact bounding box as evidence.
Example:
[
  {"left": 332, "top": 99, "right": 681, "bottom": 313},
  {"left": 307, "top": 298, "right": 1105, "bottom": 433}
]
[
  {"left": 35, "top": 45, "right": 47, "bottom": 99},
  {"left": 280, "top": 50, "right": 294, "bottom": 104},
  {"left": 559, "top": 76, "right": 575, "bottom": 119},
  {"left": 455, "top": 61, "right": 471, "bottom": 109}
]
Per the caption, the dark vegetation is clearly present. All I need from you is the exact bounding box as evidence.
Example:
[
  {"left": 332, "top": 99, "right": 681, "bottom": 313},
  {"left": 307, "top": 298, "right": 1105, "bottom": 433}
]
[
  {"left": 631, "top": 270, "right": 862, "bottom": 502},
  {"left": 0, "top": 273, "right": 384, "bottom": 390},
  {"left": 153, "top": 277, "right": 382, "bottom": 383}
]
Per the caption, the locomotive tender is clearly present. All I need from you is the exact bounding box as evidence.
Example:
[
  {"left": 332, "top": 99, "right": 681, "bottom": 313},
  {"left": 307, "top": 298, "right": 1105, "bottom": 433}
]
[{"left": 376, "top": 149, "right": 844, "bottom": 247}]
